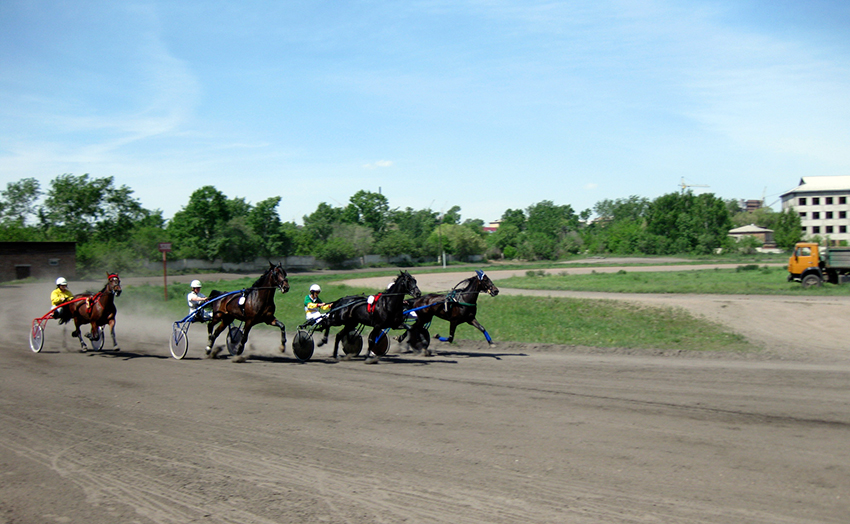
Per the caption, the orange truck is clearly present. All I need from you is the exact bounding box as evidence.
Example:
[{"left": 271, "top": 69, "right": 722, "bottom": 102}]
[{"left": 788, "top": 242, "right": 850, "bottom": 287}]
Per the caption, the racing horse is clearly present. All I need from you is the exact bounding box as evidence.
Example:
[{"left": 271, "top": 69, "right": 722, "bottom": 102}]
[
  {"left": 399, "top": 270, "right": 499, "bottom": 355},
  {"left": 67, "top": 273, "right": 122, "bottom": 351},
  {"left": 206, "top": 262, "right": 290, "bottom": 358},
  {"left": 320, "top": 270, "right": 420, "bottom": 363}
]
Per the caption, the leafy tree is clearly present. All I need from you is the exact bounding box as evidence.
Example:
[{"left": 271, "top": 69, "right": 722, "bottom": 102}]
[
  {"left": 301, "top": 202, "right": 343, "bottom": 246},
  {"left": 645, "top": 192, "right": 732, "bottom": 255},
  {"left": 373, "top": 229, "right": 414, "bottom": 263},
  {"left": 773, "top": 208, "right": 802, "bottom": 250},
  {"left": 523, "top": 200, "right": 579, "bottom": 259},
  {"left": 40, "top": 173, "right": 147, "bottom": 243},
  {"left": 389, "top": 207, "right": 438, "bottom": 258},
  {"left": 426, "top": 224, "right": 486, "bottom": 261},
  {"left": 167, "top": 186, "right": 233, "bottom": 260},
  {"left": 247, "top": 196, "right": 287, "bottom": 257},
  {"left": 1, "top": 177, "right": 41, "bottom": 225},
  {"left": 442, "top": 205, "right": 462, "bottom": 225},
  {"left": 347, "top": 190, "right": 390, "bottom": 236},
  {"left": 318, "top": 236, "right": 357, "bottom": 268}
]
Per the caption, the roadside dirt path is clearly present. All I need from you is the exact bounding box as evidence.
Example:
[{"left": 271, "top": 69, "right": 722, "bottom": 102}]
[{"left": 1, "top": 266, "right": 848, "bottom": 524}]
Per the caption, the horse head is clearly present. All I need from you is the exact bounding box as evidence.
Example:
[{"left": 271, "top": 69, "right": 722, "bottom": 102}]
[
  {"left": 107, "top": 273, "right": 122, "bottom": 297},
  {"left": 393, "top": 270, "right": 421, "bottom": 298},
  {"left": 268, "top": 262, "right": 289, "bottom": 294},
  {"left": 476, "top": 270, "right": 499, "bottom": 297}
]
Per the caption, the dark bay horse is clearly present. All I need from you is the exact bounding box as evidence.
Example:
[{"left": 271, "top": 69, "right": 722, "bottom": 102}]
[
  {"left": 68, "top": 273, "right": 122, "bottom": 351},
  {"left": 207, "top": 262, "right": 289, "bottom": 358},
  {"left": 320, "top": 270, "right": 420, "bottom": 363},
  {"left": 399, "top": 270, "right": 499, "bottom": 355}
]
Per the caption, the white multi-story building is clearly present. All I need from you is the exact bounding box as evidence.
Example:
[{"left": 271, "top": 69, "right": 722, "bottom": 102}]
[{"left": 781, "top": 176, "right": 850, "bottom": 244}]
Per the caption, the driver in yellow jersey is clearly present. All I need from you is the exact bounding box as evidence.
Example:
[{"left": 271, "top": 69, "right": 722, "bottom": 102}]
[{"left": 50, "top": 277, "right": 74, "bottom": 324}]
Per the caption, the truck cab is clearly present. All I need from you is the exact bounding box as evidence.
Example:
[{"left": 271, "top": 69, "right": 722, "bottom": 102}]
[{"left": 788, "top": 242, "right": 850, "bottom": 287}]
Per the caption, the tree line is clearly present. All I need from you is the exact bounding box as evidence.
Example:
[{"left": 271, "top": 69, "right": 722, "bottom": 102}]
[{"left": 0, "top": 174, "right": 802, "bottom": 275}]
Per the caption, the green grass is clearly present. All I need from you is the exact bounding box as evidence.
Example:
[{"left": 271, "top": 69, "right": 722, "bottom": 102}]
[
  {"left": 496, "top": 265, "right": 850, "bottom": 295},
  {"left": 119, "top": 269, "right": 758, "bottom": 354}
]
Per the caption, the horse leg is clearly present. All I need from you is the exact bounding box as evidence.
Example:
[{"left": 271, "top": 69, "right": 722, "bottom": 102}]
[
  {"left": 108, "top": 318, "right": 119, "bottom": 350},
  {"left": 71, "top": 319, "right": 88, "bottom": 352},
  {"left": 469, "top": 319, "right": 495, "bottom": 347},
  {"left": 269, "top": 318, "right": 287, "bottom": 352},
  {"left": 435, "top": 323, "right": 456, "bottom": 343},
  {"left": 317, "top": 324, "right": 329, "bottom": 347},
  {"left": 208, "top": 318, "right": 231, "bottom": 358},
  {"left": 236, "top": 321, "right": 254, "bottom": 357}
]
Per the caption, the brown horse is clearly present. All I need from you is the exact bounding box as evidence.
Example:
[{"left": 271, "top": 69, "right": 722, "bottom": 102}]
[
  {"left": 206, "top": 262, "right": 289, "bottom": 358},
  {"left": 399, "top": 270, "right": 499, "bottom": 355},
  {"left": 68, "top": 273, "right": 122, "bottom": 352}
]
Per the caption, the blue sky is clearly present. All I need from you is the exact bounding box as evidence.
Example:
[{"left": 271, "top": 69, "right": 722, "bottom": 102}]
[{"left": 2, "top": 0, "right": 849, "bottom": 225}]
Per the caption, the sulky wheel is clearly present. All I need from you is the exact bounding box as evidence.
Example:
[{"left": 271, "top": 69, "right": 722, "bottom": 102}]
[
  {"left": 226, "top": 326, "right": 244, "bottom": 356},
  {"left": 408, "top": 326, "right": 430, "bottom": 353},
  {"left": 90, "top": 326, "right": 105, "bottom": 351},
  {"left": 29, "top": 322, "right": 45, "bottom": 353},
  {"left": 368, "top": 328, "right": 390, "bottom": 357},
  {"left": 169, "top": 324, "right": 189, "bottom": 360},
  {"left": 342, "top": 332, "right": 363, "bottom": 356},
  {"left": 292, "top": 330, "right": 314, "bottom": 361}
]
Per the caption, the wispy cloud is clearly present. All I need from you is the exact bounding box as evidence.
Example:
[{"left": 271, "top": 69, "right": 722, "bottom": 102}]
[{"left": 363, "top": 160, "right": 394, "bottom": 169}]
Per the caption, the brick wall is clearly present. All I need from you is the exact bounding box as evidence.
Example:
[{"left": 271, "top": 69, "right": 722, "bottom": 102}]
[{"left": 0, "top": 242, "right": 76, "bottom": 283}]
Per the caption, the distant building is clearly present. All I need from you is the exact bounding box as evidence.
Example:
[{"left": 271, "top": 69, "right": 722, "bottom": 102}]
[
  {"left": 743, "top": 199, "right": 763, "bottom": 212},
  {"left": 728, "top": 224, "right": 775, "bottom": 248},
  {"left": 0, "top": 242, "right": 76, "bottom": 283},
  {"left": 781, "top": 176, "right": 850, "bottom": 245},
  {"left": 482, "top": 220, "right": 500, "bottom": 233}
]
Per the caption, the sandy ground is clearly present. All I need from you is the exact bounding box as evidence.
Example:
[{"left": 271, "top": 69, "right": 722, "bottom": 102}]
[{"left": 1, "top": 265, "right": 849, "bottom": 524}]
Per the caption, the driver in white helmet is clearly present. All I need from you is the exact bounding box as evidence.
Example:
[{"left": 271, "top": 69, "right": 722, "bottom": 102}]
[
  {"left": 187, "top": 280, "right": 211, "bottom": 322},
  {"left": 50, "top": 277, "right": 74, "bottom": 324},
  {"left": 304, "top": 284, "right": 328, "bottom": 322}
]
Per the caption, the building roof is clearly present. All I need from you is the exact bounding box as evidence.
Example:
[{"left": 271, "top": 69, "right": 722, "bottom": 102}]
[
  {"left": 781, "top": 176, "right": 850, "bottom": 197},
  {"left": 729, "top": 224, "right": 774, "bottom": 234}
]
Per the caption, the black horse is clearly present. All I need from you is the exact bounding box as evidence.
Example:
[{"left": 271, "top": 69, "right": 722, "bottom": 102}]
[
  {"left": 319, "top": 270, "right": 420, "bottom": 363},
  {"left": 207, "top": 262, "right": 290, "bottom": 358},
  {"left": 399, "top": 270, "right": 499, "bottom": 355}
]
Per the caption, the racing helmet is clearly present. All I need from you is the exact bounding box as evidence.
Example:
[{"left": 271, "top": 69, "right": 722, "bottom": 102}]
[
  {"left": 309, "top": 284, "right": 321, "bottom": 292},
  {"left": 56, "top": 277, "right": 68, "bottom": 286},
  {"left": 190, "top": 279, "right": 202, "bottom": 288}
]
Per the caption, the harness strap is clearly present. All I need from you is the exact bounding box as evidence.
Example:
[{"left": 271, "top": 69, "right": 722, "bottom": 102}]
[{"left": 367, "top": 293, "right": 382, "bottom": 314}]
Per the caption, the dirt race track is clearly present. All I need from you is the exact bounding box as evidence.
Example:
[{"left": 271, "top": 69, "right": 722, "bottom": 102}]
[{"left": 2, "top": 266, "right": 849, "bottom": 524}]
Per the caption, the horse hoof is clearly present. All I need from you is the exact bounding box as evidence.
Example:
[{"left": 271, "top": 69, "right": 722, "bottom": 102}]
[
  {"left": 317, "top": 338, "right": 327, "bottom": 347},
  {"left": 232, "top": 355, "right": 247, "bottom": 363},
  {"left": 205, "top": 346, "right": 212, "bottom": 356},
  {"left": 112, "top": 347, "right": 121, "bottom": 352},
  {"left": 365, "top": 357, "right": 379, "bottom": 365},
  {"left": 79, "top": 347, "right": 87, "bottom": 353}
]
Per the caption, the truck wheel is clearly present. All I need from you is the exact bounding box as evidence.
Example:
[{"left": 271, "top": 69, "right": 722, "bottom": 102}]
[{"left": 802, "top": 274, "right": 822, "bottom": 288}]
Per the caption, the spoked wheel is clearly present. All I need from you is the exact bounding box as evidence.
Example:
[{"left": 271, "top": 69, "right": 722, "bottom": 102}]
[
  {"left": 170, "top": 323, "right": 189, "bottom": 360},
  {"left": 342, "top": 331, "right": 363, "bottom": 356},
  {"left": 226, "top": 326, "right": 244, "bottom": 356},
  {"left": 292, "top": 330, "right": 314, "bottom": 361},
  {"left": 29, "top": 321, "right": 45, "bottom": 353},
  {"left": 89, "top": 326, "right": 105, "bottom": 351},
  {"left": 368, "top": 328, "right": 390, "bottom": 357}
]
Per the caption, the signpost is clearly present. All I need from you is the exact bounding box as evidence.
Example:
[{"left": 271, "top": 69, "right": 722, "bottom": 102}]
[{"left": 158, "top": 243, "right": 172, "bottom": 301}]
